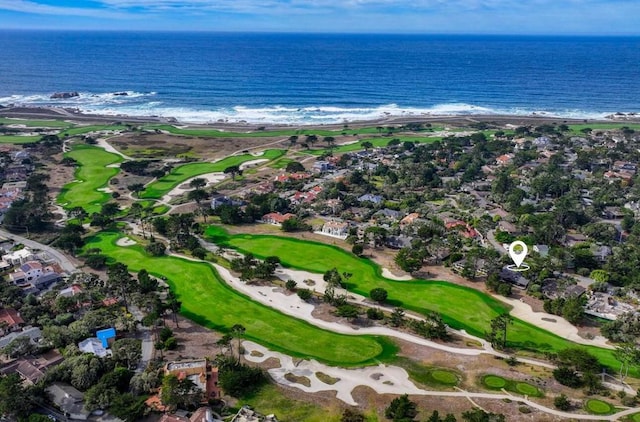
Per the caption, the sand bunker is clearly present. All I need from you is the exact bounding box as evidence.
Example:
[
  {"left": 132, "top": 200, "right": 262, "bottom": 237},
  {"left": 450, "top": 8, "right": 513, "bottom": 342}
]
[{"left": 116, "top": 237, "right": 136, "bottom": 246}]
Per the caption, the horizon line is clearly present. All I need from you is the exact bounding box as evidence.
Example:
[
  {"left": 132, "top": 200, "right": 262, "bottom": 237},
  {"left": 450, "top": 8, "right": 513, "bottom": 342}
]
[{"left": 0, "top": 28, "right": 639, "bottom": 37}]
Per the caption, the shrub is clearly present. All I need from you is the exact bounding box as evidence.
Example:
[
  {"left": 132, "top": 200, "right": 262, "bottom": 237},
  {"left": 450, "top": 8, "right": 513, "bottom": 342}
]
[
  {"left": 297, "top": 288, "right": 312, "bottom": 301},
  {"left": 370, "top": 288, "right": 388, "bottom": 303},
  {"left": 367, "top": 307, "right": 384, "bottom": 320},
  {"left": 554, "top": 394, "right": 571, "bottom": 411},
  {"left": 285, "top": 279, "right": 297, "bottom": 291}
]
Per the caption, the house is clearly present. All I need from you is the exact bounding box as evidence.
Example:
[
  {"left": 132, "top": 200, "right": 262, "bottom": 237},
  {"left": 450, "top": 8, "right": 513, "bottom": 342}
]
[
  {"left": 499, "top": 268, "right": 530, "bottom": 289},
  {"left": 312, "top": 161, "right": 332, "bottom": 173},
  {"left": 452, "top": 259, "right": 489, "bottom": 277},
  {"left": 210, "top": 195, "right": 244, "bottom": 210},
  {"left": 497, "top": 221, "right": 518, "bottom": 234},
  {"left": 1, "top": 247, "right": 35, "bottom": 265},
  {"left": 0, "top": 326, "right": 41, "bottom": 350},
  {"left": 0, "top": 350, "right": 63, "bottom": 385},
  {"left": 9, "top": 260, "right": 44, "bottom": 283},
  {"left": 232, "top": 406, "right": 278, "bottom": 422},
  {"left": 0, "top": 308, "right": 24, "bottom": 334},
  {"left": 261, "top": 212, "right": 295, "bottom": 225},
  {"left": 565, "top": 233, "right": 588, "bottom": 247},
  {"left": 386, "top": 235, "right": 413, "bottom": 249},
  {"left": 400, "top": 213, "right": 420, "bottom": 228},
  {"left": 32, "top": 272, "right": 62, "bottom": 291},
  {"left": 591, "top": 245, "right": 612, "bottom": 262},
  {"left": 533, "top": 244, "right": 550, "bottom": 257},
  {"left": 496, "top": 154, "right": 514, "bottom": 166},
  {"left": 78, "top": 338, "right": 111, "bottom": 358},
  {"left": 189, "top": 407, "right": 219, "bottom": 422},
  {"left": 373, "top": 208, "right": 402, "bottom": 221},
  {"left": 320, "top": 221, "right": 349, "bottom": 239},
  {"left": 96, "top": 327, "right": 116, "bottom": 348},
  {"left": 165, "top": 359, "right": 220, "bottom": 401},
  {"left": 603, "top": 206, "right": 625, "bottom": 220},
  {"left": 357, "top": 194, "right": 383, "bottom": 205},
  {"left": 445, "top": 220, "right": 479, "bottom": 239},
  {"left": 46, "top": 382, "right": 90, "bottom": 420},
  {"left": 59, "top": 284, "right": 83, "bottom": 298}
]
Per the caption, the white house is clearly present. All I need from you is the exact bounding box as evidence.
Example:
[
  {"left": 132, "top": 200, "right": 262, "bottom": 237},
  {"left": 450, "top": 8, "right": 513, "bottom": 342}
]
[
  {"left": 78, "top": 338, "right": 111, "bottom": 358},
  {"left": 320, "top": 221, "right": 349, "bottom": 239},
  {"left": 2, "top": 248, "right": 35, "bottom": 266}
]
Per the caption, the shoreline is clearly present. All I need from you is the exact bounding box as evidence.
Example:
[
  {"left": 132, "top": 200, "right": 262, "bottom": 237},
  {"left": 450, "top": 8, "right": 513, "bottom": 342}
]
[{"left": 2, "top": 105, "right": 640, "bottom": 131}]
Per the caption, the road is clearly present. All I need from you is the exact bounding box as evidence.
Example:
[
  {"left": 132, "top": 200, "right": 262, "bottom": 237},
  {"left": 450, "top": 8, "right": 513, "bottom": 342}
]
[
  {"left": 0, "top": 229, "right": 79, "bottom": 273},
  {"left": 129, "top": 304, "right": 154, "bottom": 372}
]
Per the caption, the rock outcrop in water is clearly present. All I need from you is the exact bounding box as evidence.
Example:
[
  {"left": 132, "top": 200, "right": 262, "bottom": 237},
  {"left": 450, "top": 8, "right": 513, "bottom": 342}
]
[{"left": 50, "top": 92, "right": 79, "bottom": 99}]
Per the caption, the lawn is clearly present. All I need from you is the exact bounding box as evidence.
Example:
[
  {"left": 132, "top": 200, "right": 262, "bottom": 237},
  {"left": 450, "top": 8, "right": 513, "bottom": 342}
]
[
  {"left": 57, "top": 144, "right": 122, "bottom": 214},
  {"left": 0, "top": 135, "right": 42, "bottom": 144},
  {"left": 59, "top": 124, "right": 126, "bottom": 137},
  {"left": 205, "top": 227, "right": 628, "bottom": 374},
  {"left": 568, "top": 123, "right": 640, "bottom": 134},
  {"left": 140, "top": 149, "right": 284, "bottom": 199},
  {"left": 84, "top": 231, "right": 395, "bottom": 366}
]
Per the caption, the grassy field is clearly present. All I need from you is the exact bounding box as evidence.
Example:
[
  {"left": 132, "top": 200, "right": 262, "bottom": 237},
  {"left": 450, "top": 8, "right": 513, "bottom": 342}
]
[
  {"left": 0, "top": 118, "right": 73, "bottom": 128},
  {"left": 140, "top": 149, "right": 284, "bottom": 199},
  {"left": 59, "top": 124, "right": 126, "bottom": 137},
  {"left": 205, "top": 227, "right": 628, "bottom": 373},
  {"left": 568, "top": 123, "right": 640, "bottom": 134},
  {"left": 84, "top": 231, "right": 396, "bottom": 366},
  {"left": 142, "top": 124, "right": 442, "bottom": 139},
  {"left": 0, "top": 135, "right": 42, "bottom": 144},
  {"left": 57, "top": 144, "right": 122, "bottom": 214}
]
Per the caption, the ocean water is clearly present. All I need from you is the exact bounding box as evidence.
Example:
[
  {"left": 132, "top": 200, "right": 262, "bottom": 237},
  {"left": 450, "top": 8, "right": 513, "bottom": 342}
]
[{"left": 0, "top": 31, "right": 639, "bottom": 124}]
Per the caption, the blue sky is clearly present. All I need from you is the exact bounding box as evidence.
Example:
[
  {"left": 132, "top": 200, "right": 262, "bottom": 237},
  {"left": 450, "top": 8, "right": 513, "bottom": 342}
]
[{"left": 0, "top": 0, "right": 639, "bottom": 34}]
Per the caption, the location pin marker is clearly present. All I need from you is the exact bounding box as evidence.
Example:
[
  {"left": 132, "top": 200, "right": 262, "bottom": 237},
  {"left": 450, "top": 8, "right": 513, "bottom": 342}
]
[{"left": 508, "top": 241, "right": 528, "bottom": 268}]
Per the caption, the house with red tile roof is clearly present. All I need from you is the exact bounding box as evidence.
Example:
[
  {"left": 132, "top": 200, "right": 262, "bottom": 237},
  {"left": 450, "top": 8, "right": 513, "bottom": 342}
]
[
  {"left": 261, "top": 212, "right": 295, "bottom": 225},
  {"left": 0, "top": 308, "right": 24, "bottom": 334}
]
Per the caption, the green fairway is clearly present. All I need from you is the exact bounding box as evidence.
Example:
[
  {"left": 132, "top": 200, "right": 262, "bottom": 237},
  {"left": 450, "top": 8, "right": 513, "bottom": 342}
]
[
  {"left": 59, "top": 124, "right": 126, "bottom": 137},
  {"left": 57, "top": 144, "right": 122, "bottom": 214},
  {"left": 0, "top": 135, "right": 41, "bottom": 144},
  {"left": 140, "top": 149, "right": 284, "bottom": 199},
  {"left": 0, "top": 118, "right": 73, "bottom": 128},
  {"left": 142, "top": 124, "right": 435, "bottom": 139},
  {"left": 84, "top": 231, "right": 395, "bottom": 366},
  {"left": 568, "top": 123, "right": 640, "bottom": 134},
  {"left": 205, "top": 227, "right": 628, "bottom": 373}
]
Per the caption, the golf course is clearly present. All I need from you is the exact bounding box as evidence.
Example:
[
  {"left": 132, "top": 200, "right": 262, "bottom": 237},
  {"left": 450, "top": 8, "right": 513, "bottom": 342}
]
[
  {"left": 84, "top": 231, "right": 396, "bottom": 366},
  {"left": 139, "top": 149, "right": 285, "bottom": 199},
  {"left": 205, "top": 226, "right": 628, "bottom": 373},
  {"left": 57, "top": 144, "right": 123, "bottom": 214}
]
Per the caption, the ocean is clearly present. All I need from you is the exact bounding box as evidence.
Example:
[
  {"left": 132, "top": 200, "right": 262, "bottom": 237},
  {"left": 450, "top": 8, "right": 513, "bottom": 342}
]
[{"left": 0, "top": 31, "right": 639, "bottom": 124}]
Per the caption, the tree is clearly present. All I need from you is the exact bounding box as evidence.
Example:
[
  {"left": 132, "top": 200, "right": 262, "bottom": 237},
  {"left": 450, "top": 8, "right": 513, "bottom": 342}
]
[
  {"left": 554, "top": 394, "right": 571, "bottom": 411},
  {"left": 324, "top": 267, "right": 344, "bottom": 287},
  {"left": 145, "top": 240, "right": 166, "bottom": 256},
  {"left": 161, "top": 374, "right": 202, "bottom": 411},
  {"left": 336, "top": 304, "right": 360, "bottom": 320},
  {"left": 461, "top": 408, "right": 505, "bottom": 422},
  {"left": 367, "top": 307, "right": 384, "bottom": 320},
  {"left": 285, "top": 161, "right": 305, "bottom": 172},
  {"left": 370, "top": 287, "right": 388, "bottom": 303},
  {"left": 561, "top": 296, "right": 584, "bottom": 325},
  {"left": 224, "top": 165, "right": 242, "bottom": 180},
  {"left": 341, "top": 408, "right": 365, "bottom": 422},
  {"left": 127, "top": 183, "right": 145, "bottom": 197},
  {"left": 217, "top": 358, "right": 267, "bottom": 397},
  {"left": 189, "top": 177, "right": 206, "bottom": 190},
  {"left": 395, "top": 247, "right": 424, "bottom": 274},
  {"left": 352, "top": 244, "right": 364, "bottom": 256},
  {"left": 385, "top": 394, "right": 417, "bottom": 421},
  {"left": 231, "top": 324, "right": 246, "bottom": 362},
  {"left": 488, "top": 313, "right": 512, "bottom": 350},
  {"left": 390, "top": 307, "right": 406, "bottom": 327},
  {"left": 111, "top": 338, "right": 142, "bottom": 370},
  {"left": 107, "top": 262, "right": 135, "bottom": 312},
  {"left": 0, "top": 373, "right": 34, "bottom": 419},
  {"left": 297, "top": 288, "right": 313, "bottom": 301},
  {"left": 285, "top": 279, "right": 297, "bottom": 291},
  {"left": 166, "top": 290, "right": 182, "bottom": 328},
  {"left": 614, "top": 343, "right": 640, "bottom": 383}
]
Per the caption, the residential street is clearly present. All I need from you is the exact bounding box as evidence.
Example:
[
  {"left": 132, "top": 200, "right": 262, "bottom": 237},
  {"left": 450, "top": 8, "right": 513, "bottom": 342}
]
[{"left": 0, "top": 228, "right": 79, "bottom": 273}]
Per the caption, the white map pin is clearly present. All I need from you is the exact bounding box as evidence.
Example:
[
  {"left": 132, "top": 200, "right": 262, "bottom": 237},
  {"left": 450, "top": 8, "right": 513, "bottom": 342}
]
[{"left": 508, "top": 241, "right": 528, "bottom": 268}]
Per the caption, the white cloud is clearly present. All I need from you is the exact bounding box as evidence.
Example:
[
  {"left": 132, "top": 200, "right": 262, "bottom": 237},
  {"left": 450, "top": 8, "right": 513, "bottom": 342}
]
[{"left": 0, "top": 0, "right": 129, "bottom": 18}]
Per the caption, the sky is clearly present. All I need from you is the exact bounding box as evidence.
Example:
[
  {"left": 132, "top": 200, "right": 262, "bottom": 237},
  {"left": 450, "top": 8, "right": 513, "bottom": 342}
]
[{"left": 0, "top": 0, "right": 639, "bottom": 35}]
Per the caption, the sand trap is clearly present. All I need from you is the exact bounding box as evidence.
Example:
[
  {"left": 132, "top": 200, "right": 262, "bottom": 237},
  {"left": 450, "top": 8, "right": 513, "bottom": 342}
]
[
  {"left": 161, "top": 172, "right": 226, "bottom": 202},
  {"left": 240, "top": 158, "right": 268, "bottom": 170},
  {"left": 116, "top": 237, "right": 136, "bottom": 246},
  {"left": 97, "top": 187, "right": 114, "bottom": 193},
  {"left": 381, "top": 268, "right": 412, "bottom": 281},
  {"left": 96, "top": 137, "right": 134, "bottom": 160},
  {"left": 250, "top": 151, "right": 265, "bottom": 156}
]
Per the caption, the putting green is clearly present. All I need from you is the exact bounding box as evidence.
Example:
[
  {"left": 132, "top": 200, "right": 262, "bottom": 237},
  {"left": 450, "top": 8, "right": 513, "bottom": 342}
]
[
  {"left": 57, "top": 144, "right": 122, "bottom": 214},
  {"left": 140, "top": 150, "right": 284, "bottom": 199},
  {"left": 83, "top": 232, "right": 395, "bottom": 366},
  {"left": 585, "top": 399, "right": 614, "bottom": 415},
  {"left": 482, "top": 375, "right": 507, "bottom": 389},
  {"left": 515, "top": 382, "right": 541, "bottom": 396},
  {"left": 430, "top": 370, "right": 459, "bottom": 386},
  {"left": 206, "top": 227, "right": 629, "bottom": 374}
]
